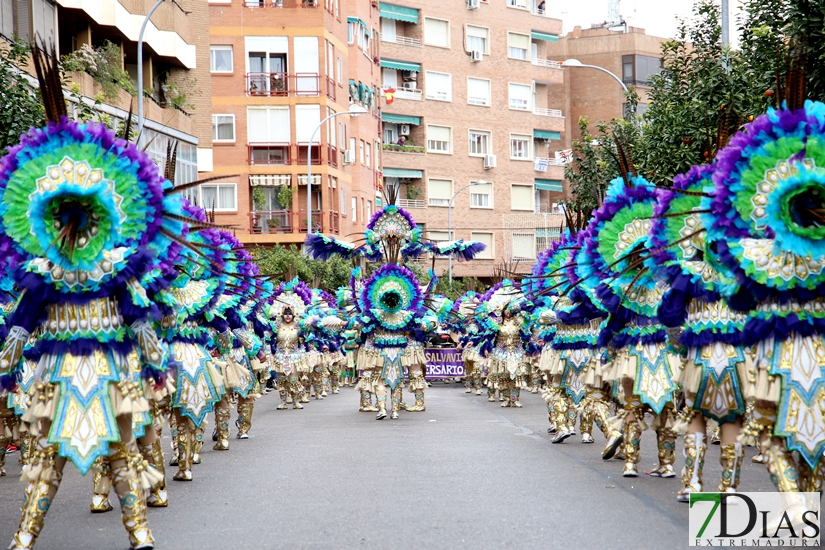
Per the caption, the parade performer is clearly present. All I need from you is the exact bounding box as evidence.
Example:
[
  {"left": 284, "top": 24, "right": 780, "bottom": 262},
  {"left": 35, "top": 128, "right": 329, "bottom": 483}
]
[
  {"left": 452, "top": 292, "right": 484, "bottom": 395},
  {"left": 648, "top": 164, "right": 750, "bottom": 501},
  {"left": 270, "top": 278, "right": 312, "bottom": 410},
  {"left": 701, "top": 97, "right": 825, "bottom": 496},
  {"left": 0, "top": 45, "right": 207, "bottom": 550}
]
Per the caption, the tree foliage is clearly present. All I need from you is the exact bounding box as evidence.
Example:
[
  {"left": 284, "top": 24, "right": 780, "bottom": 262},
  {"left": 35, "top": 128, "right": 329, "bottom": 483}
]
[
  {"left": 0, "top": 40, "right": 45, "bottom": 150},
  {"left": 250, "top": 245, "right": 352, "bottom": 291}
]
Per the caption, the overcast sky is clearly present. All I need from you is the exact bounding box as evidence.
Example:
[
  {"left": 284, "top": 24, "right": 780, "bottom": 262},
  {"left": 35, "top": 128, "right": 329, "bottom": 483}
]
[{"left": 560, "top": 0, "right": 744, "bottom": 41}]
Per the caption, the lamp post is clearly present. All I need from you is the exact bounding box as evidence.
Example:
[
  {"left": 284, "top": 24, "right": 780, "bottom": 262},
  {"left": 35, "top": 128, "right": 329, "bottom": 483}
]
[
  {"left": 136, "top": 0, "right": 166, "bottom": 137},
  {"left": 447, "top": 180, "right": 486, "bottom": 286},
  {"left": 560, "top": 58, "right": 629, "bottom": 93},
  {"left": 306, "top": 104, "right": 369, "bottom": 236}
]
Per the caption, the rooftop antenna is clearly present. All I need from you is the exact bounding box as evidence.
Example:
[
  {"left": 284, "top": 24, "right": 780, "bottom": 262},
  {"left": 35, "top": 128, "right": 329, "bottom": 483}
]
[{"left": 604, "top": 0, "right": 626, "bottom": 32}]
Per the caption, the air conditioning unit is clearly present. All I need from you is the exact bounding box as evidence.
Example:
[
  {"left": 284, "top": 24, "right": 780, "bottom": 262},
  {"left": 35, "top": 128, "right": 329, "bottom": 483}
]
[
  {"left": 402, "top": 81, "right": 417, "bottom": 90},
  {"left": 483, "top": 154, "right": 496, "bottom": 169},
  {"left": 470, "top": 50, "right": 483, "bottom": 62},
  {"left": 401, "top": 70, "right": 418, "bottom": 81},
  {"left": 343, "top": 150, "right": 355, "bottom": 164},
  {"left": 400, "top": 124, "right": 411, "bottom": 136},
  {"left": 467, "top": 0, "right": 479, "bottom": 9}
]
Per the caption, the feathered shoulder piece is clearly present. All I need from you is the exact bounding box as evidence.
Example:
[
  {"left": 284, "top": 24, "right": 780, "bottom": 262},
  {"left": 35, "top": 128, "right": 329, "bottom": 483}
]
[
  {"left": 0, "top": 119, "right": 185, "bottom": 294},
  {"left": 577, "top": 176, "right": 664, "bottom": 317},
  {"left": 483, "top": 279, "right": 530, "bottom": 317},
  {"left": 704, "top": 100, "right": 825, "bottom": 301}
]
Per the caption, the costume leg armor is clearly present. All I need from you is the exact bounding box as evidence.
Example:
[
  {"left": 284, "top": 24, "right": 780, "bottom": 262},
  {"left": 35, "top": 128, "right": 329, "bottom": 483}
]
[
  {"left": 649, "top": 422, "right": 677, "bottom": 478},
  {"left": 375, "top": 394, "right": 387, "bottom": 420},
  {"left": 510, "top": 387, "right": 522, "bottom": 408},
  {"left": 173, "top": 421, "right": 193, "bottom": 482},
  {"left": 138, "top": 441, "right": 168, "bottom": 506},
  {"left": 168, "top": 415, "right": 179, "bottom": 466},
  {"left": 276, "top": 377, "right": 289, "bottom": 410},
  {"left": 109, "top": 441, "right": 154, "bottom": 550},
  {"left": 390, "top": 387, "right": 402, "bottom": 420},
  {"left": 0, "top": 405, "right": 14, "bottom": 476},
  {"left": 236, "top": 399, "right": 253, "bottom": 439},
  {"left": 91, "top": 457, "right": 114, "bottom": 513},
  {"left": 8, "top": 440, "right": 63, "bottom": 550},
  {"left": 598, "top": 399, "right": 623, "bottom": 460},
  {"left": 717, "top": 442, "right": 744, "bottom": 494},
  {"left": 622, "top": 419, "right": 642, "bottom": 477},
  {"left": 766, "top": 438, "right": 800, "bottom": 492},
  {"left": 406, "top": 368, "right": 426, "bottom": 412},
  {"left": 677, "top": 433, "right": 707, "bottom": 502},
  {"left": 213, "top": 397, "right": 231, "bottom": 451},
  {"left": 499, "top": 378, "right": 512, "bottom": 407},
  {"left": 530, "top": 369, "right": 541, "bottom": 393},
  {"left": 487, "top": 373, "right": 497, "bottom": 401},
  {"left": 192, "top": 429, "right": 204, "bottom": 464},
  {"left": 580, "top": 398, "right": 595, "bottom": 444}
]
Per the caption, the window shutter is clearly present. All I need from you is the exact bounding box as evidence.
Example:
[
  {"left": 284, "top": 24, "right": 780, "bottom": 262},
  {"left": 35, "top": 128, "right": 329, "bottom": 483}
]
[
  {"left": 508, "top": 33, "right": 529, "bottom": 49},
  {"left": 511, "top": 185, "right": 533, "bottom": 210},
  {"left": 427, "top": 126, "right": 450, "bottom": 143},
  {"left": 467, "top": 78, "right": 489, "bottom": 104},
  {"left": 425, "top": 19, "right": 449, "bottom": 47},
  {"left": 295, "top": 105, "right": 321, "bottom": 143},
  {"left": 428, "top": 179, "right": 452, "bottom": 200}
]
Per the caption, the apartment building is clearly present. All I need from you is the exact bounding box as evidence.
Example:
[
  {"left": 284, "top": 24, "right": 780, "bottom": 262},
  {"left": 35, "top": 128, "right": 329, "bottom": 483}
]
[
  {"left": 205, "top": 0, "right": 382, "bottom": 244},
  {"left": 377, "top": 0, "right": 567, "bottom": 278},
  {"left": 1, "top": 0, "right": 212, "bottom": 181}
]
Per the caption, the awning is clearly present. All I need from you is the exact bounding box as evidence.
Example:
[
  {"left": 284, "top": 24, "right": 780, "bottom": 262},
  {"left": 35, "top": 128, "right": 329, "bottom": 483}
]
[
  {"left": 380, "top": 59, "right": 421, "bottom": 72},
  {"left": 383, "top": 168, "right": 423, "bottom": 178},
  {"left": 533, "top": 129, "right": 561, "bottom": 140},
  {"left": 379, "top": 3, "right": 419, "bottom": 23},
  {"left": 535, "top": 179, "right": 563, "bottom": 192},
  {"left": 347, "top": 17, "right": 367, "bottom": 25},
  {"left": 382, "top": 113, "right": 420, "bottom": 125},
  {"left": 531, "top": 30, "right": 559, "bottom": 42}
]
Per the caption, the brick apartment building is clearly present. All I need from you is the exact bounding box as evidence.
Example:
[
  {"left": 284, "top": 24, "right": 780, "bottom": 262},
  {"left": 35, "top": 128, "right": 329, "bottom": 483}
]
[
  {"left": 2, "top": 0, "right": 212, "bottom": 181},
  {"left": 205, "top": 0, "right": 383, "bottom": 245}
]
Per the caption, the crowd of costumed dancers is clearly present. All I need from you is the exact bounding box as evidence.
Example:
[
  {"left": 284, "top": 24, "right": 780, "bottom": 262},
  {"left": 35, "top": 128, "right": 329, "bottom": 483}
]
[{"left": 0, "top": 40, "right": 823, "bottom": 550}]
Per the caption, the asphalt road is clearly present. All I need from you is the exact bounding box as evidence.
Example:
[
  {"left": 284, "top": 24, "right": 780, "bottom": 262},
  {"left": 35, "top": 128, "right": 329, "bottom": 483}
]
[{"left": 0, "top": 382, "right": 776, "bottom": 550}]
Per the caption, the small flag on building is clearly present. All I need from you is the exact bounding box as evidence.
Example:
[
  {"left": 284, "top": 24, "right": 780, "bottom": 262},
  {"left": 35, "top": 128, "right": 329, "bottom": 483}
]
[{"left": 384, "top": 88, "right": 396, "bottom": 104}]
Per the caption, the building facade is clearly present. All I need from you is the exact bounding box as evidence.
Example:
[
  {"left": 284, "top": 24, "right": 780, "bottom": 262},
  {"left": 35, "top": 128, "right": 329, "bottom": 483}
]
[
  {"left": 377, "top": 0, "right": 567, "bottom": 278},
  {"left": 205, "top": 0, "right": 383, "bottom": 245}
]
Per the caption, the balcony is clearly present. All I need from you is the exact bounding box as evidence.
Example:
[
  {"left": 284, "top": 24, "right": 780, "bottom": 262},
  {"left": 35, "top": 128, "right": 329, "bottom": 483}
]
[
  {"left": 533, "top": 156, "right": 567, "bottom": 172},
  {"left": 245, "top": 73, "right": 320, "bottom": 97},
  {"left": 380, "top": 34, "right": 422, "bottom": 48},
  {"left": 382, "top": 143, "right": 425, "bottom": 154},
  {"left": 532, "top": 58, "right": 561, "bottom": 69},
  {"left": 397, "top": 198, "right": 425, "bottom": 209},
  {"left": 244, "top": 0, "right": 319, "bottom": 7},
  {"left": 299, "top": 210, "right": 340, "bottom": 234},
  {"left": 248, "top": 144, "right": 292, "bottom": 165},
  {"left": 249, "top": 210, "right": 293, "bottom": 234},
  {"left": 533, "top": 107, "right": 563, "bottom": 117},
  {"left": 394, "top": 88, "right": 423, "bottom": 101}
]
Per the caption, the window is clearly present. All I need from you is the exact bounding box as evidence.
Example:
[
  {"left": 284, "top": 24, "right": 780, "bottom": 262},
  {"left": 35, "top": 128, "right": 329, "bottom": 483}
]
[
  {"left": 337, "top": 57, "right": 343, "bottom": 83},
  {"left": 425, "top": 71, "right": 451, "bottom": 101},
  {"left": 506, "top": 0, "right": 528, "bottom": 7},
  {"left": 365, "top": 141, "right": 371, "bottom": 167},
  {"left": 200, "top": 183, "right": 237, "bottom": 211},
  {"left": 348, "top": 22, "right": 355, "bottom": 44},
  {"left": 510, "top": 134, "right": 531, "bottom": 159},
  {"left": 428, "top": 231, "right": 450, "bottom": 242},
  {"left": 375, "top": 141, "right": 381, "bottom": 167},
  {"left": 428, "top": 178, "right": 453, "bottom": 207},
  {"left": 511, "top": 184, "right": 534, "bottom": 211},
  {"left": 341, "top": 188, "right": 347, "bottom": 216},
  {"left": 471, "top": 232, "right": 493, "bottom": 259},
  {"left": 210, "top": 46, "right": 233, "bottom": 72},
  {"left": 247, "top": 106, "right": 290, "bottom": 142},
  {"left": 424, "top": 18, "right": 450, "bottom": 48},
  {"left": 352, "top": 197, "right": 357, "bottom": 221},
  {"left": 509, "top": 83, "right": 531, "bottom": 111},
  {"left": 295, "top": 105, "right": 321, "bottom": 143},
  {"left": 427, "top": 125, "right": 452, "bottom": 154},
  {"left": 470, "top": 181, "right": 492, "bottom": 208},
  {"left": 339, "top": 122, "right": 346, "bottom": 149},
  {"left": 468, "top": 130, "right": 490, "bottom": 156},
  {"left": 467, "top": 77, "right": 490, "bottom": 106},
  {"left": 507, "top": 33, "right": 529, "bottom": 60},
  {"left": 367, "top": 200, "right": 372, "bottom": 220},
  {"left": 622, "top": 54, "right": 661, "bottom": 86},
  {"left": 359, "top": 140, "right": 365, "bottom": 164},
  {"left": 212, "top": 115, "right": 235, "bottom": 142},
  {"left": 466, "top": 25, "right": 489, "bottom": 55},
  {"left": 350, "top": 137, "right": 356, "bottom": 156}
]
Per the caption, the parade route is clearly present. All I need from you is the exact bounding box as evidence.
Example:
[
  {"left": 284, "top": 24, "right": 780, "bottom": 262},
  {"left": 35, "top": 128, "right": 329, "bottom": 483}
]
[{"left": 0, "top": 385, "right": 774, "bottom": 550}]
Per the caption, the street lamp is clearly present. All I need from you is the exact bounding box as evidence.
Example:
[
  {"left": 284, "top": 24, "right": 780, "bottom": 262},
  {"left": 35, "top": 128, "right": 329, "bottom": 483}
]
[
  {"left": 306, "top": 104, "right": 369, "bottom": 235},
  {"left": 561, "top": 58, "right": 629, "bottom": 93},
  {"left": 137, "top": 0, "right": 166, "bottom": 137},
  {"left": 447, "top": 180, "right": 486, "bottom": 286}
]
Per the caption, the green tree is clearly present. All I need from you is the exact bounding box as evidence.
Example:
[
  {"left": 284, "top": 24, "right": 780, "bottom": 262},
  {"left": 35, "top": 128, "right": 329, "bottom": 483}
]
[
  {"left": 563, "top": 117, "right": 616, "bottom": 223},
  {"left": 0, "top": 40, "right": 45, "bottom": 150},
  {"left": 250, "top": 245, "right": 352, "bottom": 291},
  {"left": 789, "top": 0, "right": 825, "bottom": 102}
]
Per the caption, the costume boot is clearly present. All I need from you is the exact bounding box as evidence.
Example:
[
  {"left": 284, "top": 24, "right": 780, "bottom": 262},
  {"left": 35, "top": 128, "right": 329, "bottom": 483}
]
[
  {"left": 487, "top": 383, "right": 496, "bottom": 402},
  {"left": 465, "top": 378, "right": 472, "bottom": 393},
  {"left": 375, "top": 395, "right": 387, "bottom": 420},
  {"left": 622, "top": 420, "right": 642, "bottom": 477},
  {"left": 717, "top": 442, "right": 744, "bottom": 494},
  {"left": 8, "top": 442, "right": 62, "bottom": 550},
  {"left": 475, "top": 376, "right": 483, "bottom": 395},
  {"left": 168, "top": 415, "right": 179, "bottom": 466},
  {"left": 407, "top": 392, "right": 425, "bottom": 412},
  {"left": 649, "top": 426, "right": 677, "bottom": 478},
  {"left": 276, "top": 385, "right": 289, "bottom": 410},
  {"left": 192, "top": 430, "right": 203, "bottom": 464},
  {"left": 138, "top": 442, "right": 168, "bottom": 506},
  {"left": 91, "top": 457, "right": 114, "bottom": 512},
  {"left": 766, "top": 440, "right": 801, "bottom": 492},
  {"left": 677, "top": 432, "right": 707, "bottom": 502},
  {"left": 0, "top": 426, "right": 10, "bottom": 477},
  {"left": 552, "top": 396, "right": 575, "bottom": 443},
  {"left": 798, "top": 457, "right": 825, "bottom": 493},
  {"left": 391, "top": 387, "right": 402, "bottom": 419},
  {"left": 579, "top": 398, "right": 595, "bottom": 443},
  {"left": 173, "top": 426, "right": 193, "bottom": 481},
  {"left": 510, "top": 388, "right": 522, "bottom": 408},
  {"left": 499, "top": 386, "right": 511, "bottom": 407},
  {"left": 212, "top": 399, "right": 231, "bottom": 451},
  {"left": 236, "top": 401, "right": 253, "bottom": 439},
  {"left": 110, "top": 442, "right": 154, "bottom": 550}
]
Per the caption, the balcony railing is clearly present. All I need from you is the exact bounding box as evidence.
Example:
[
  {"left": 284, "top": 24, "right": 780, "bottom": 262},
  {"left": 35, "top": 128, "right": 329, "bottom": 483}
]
[
  {"left": 245, "top": 73, "right": 320, "bottom": 96},
  {"left": 379, "top": 34, "right": 422, "bottom": 48},
  {"left": 532, "top": 58, "right": 561, "bottom": 69},
  {"left": 394, "top": 88, "right": 423, "bottom": 101},
  {"left": 325, "top": 76, "right": 336, "bottom": 100},
  {"left": 533, "top": 156, "right": 567, "bottom": 172},
  {"left": 298, "top": 209, "right": 340, "bottom": 233},
  {"left": 397, "top": 198, "right": 425, "bottom": 208},
  {"left": 533, "top": 107, "right": 563, "bottom": 117},
  {"left": 249, "top": 210, "right": 293, "bottom": 234},
  {"left": 248, "top": 143, "right": 292, "bottom": 165},
  {"left": 382, "top": 143, "right": 425, "bottom": 154},
  {"left": 244, "top": 0, "right": 318, "bottom": 7}
]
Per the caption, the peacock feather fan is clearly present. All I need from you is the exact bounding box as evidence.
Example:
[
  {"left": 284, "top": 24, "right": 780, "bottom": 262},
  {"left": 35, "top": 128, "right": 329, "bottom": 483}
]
[{"left": 357, "top": 264, "right": 423, "bottom": 332}]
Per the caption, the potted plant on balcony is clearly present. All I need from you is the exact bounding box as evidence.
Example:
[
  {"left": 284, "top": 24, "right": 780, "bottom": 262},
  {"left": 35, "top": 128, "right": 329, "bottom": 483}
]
[
  {"left": 406, "top": 185, "right": 422, "bottom": 201},
  {"left": 252, "top": 187, "right": 267, "bottom": 233}
]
